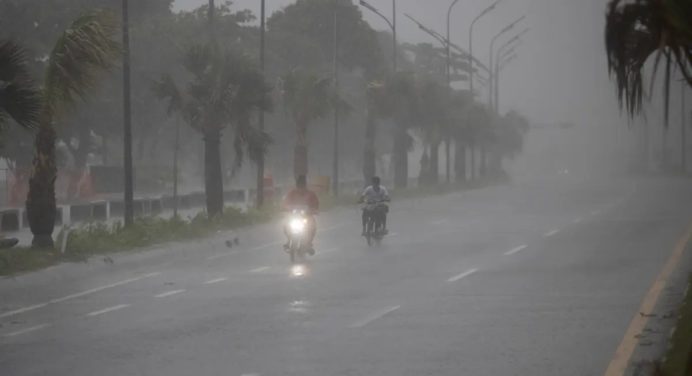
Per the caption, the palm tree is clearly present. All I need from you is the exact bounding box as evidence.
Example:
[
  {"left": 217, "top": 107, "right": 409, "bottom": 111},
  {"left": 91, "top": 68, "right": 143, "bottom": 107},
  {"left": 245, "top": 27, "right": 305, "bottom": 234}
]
[
  {"left": 0, "top": 41, "right": 41, "bottom": 130},
  {"left": 381, "top": 72, "right": 419, "bottom": 188},
  {"left": 26, "top": 11, "right": 120, "bottom": 248},
  {"left": 605, "top": 0, "right": 692, "bottom": 121},
  {"left": 416, "top": 78, "right": 449, "bottom": 185},
  {"left": 154, "top": 44, "right": 271, "bottom": 218},
  {"left": 281, "top": 70, "right": 336, "bottom": 177}
]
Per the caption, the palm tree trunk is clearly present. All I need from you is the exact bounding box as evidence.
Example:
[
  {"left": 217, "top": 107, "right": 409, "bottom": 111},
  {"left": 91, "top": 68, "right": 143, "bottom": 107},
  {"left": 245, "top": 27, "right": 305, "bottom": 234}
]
[
  {"left": 363, "top": 109, "right": 376, "bottom": 182},
  {"left": 430, "top": 140, "right": 440, "bottom": 184},
  {"left": 480, "top": 144, "right": 487, "bottom": 177},
  {"left": 455, "top": 140, "right": 466, "bottom": 183},
  {"left": 26, "top": 117, "right": 57, "bottom": 248},
  {"left": 393, "top": 126, "right": 408, "bottom": 188},
  {"left": 294, "top": 120, "right": 308, "bottom": 177},
  {"left": 204, "top": 129, "right": 223, "bottom": 218}
]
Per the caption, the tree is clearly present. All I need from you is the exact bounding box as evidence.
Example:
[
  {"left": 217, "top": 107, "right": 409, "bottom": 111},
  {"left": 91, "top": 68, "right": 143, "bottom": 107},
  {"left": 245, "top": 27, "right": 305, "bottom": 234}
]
[
  {"left": 154, "top": 44, "right": 271, "bottom": 218},
  {"left": 26, "top": 11, "right": 120, "bottom": 248},
  {"left": 374, "top": 72, "right": 419, "bottom": 188},
  {"left": 0, "top": 41, "right": 41, "bottom": 131},
  {"left": 267, "top": 0, "right": 384, "bottom": 77},
  {"left": 281, "top": 70, "right": 337, "bottom": 177},
  {"left": 605, "top": 0, "right": 692, "bottom": 123},
  {"left": 415, "top": 78, "right": 449, "bottom": 184}
]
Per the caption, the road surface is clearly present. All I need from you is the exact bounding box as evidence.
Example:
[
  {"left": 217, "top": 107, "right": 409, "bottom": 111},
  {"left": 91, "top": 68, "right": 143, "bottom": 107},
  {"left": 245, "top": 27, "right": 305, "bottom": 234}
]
[{"left": 2, "top": 174, "right": 691, "bottom": 376}]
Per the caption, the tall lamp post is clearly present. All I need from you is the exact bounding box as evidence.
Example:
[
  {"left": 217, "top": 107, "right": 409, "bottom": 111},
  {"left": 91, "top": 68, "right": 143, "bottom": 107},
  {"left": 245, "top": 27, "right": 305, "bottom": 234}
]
[
  {"left": 444, "top": 0, "right": 461, "bottom": 184},
  {"left": 494, "top": 28, "right": 528, "bottom": 113},
  {"left": 489, "top": 15, "right": 525, "bottom": 108},
  {"left": 333, "top": 1, "right": 340, "bottom": 196},
  {"left": 256, "top": 0, "right": 266, "bottom": 208},
  {"left": 122, "top": 0, "right": 134, "bottom": 226},
  {"left": 360, "top": 0, "right": 397, "bottom": 72},
  {"left": 469, "top": 0, "right": 501, "bottom": 97}
]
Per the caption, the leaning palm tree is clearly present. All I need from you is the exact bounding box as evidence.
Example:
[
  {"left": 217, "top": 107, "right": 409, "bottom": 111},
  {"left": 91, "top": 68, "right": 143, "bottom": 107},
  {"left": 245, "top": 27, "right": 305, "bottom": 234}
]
[
  {"left": 154, "top": 44, "right": 271, "bottom": 218},
  {"left": 281, "top": 70, "right": 336, "bottom": 177},
  {"left": 605, "top": 0, "right": 692, "bottom": 121},
  {"left": 0, "top": 40, "right": 41, "bottom": 130},
  {"left": 26, "top": 11, "right": 120, "bottom": 247}
]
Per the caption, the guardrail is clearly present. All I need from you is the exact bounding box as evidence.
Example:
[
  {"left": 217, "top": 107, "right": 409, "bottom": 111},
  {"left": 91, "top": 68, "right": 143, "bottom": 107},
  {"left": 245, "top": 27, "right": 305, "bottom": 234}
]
[
  {"left": 0, "top": 178, "right": 410, "bottom": 233},
  {"left": 0, "top": 189, "right": 250, "bottom": 233}
]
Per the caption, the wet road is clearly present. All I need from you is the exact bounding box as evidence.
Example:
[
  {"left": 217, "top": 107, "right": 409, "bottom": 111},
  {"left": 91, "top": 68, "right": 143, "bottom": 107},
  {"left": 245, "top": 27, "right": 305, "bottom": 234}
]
[{"left": 2, "top": 175, "right": 691, "bottom": 376}]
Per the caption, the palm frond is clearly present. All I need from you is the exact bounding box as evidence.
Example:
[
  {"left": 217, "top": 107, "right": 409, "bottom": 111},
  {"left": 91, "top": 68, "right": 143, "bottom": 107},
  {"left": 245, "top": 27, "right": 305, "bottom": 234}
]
[
  {"left": 0, "top": 40, "right": 41, "bottom": 129},
  {"left": 44, "top": 10, "right": 121, "bottom": 115},
  {"left": 151, "top": 74, "right": 183, "bottom": 116}
]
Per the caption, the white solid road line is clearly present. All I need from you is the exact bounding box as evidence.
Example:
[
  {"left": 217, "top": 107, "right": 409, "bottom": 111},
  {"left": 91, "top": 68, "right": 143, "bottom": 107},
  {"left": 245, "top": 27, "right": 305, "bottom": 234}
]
[
  {"left": 350, "top": 306, "right": 401, "bottom": 328},
  {"left": 86, "top": 304, "right": 131, "bottom": 317},
  {"left": 204, "top": 278, "right": 228, "bottom": 284},
  {"left": 447, "top": 268, "right": 479, "bottom": 283},
  {"left": 4, "top": 323, "right": 50, "bottom": 338},
  {"left": 504, "top": 245, "right": 528, "bottom": 256},
  {"left": 0, "top": 272, "right": 160, "bottom": 320},
  {"left": 573, "top": 217, "right": 583, "bottom": 224},
  {"left": 155, "top": 289, "right": 186, "bottom": 298},
  {"left": 250, "top": 266, "right": 270, "bottom": 273},
  {"left": 543, "top": 229, "right": 559, "bottom": 237}
]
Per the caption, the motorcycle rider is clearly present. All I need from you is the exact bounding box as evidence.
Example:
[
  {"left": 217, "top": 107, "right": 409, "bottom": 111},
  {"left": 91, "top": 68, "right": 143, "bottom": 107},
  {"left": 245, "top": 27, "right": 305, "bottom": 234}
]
[
  {"left": 282, "top": 175, "right": 319, "bottom": 255},
  {"left": 359, "top": 176, "right": 390, "bottom": 236}
]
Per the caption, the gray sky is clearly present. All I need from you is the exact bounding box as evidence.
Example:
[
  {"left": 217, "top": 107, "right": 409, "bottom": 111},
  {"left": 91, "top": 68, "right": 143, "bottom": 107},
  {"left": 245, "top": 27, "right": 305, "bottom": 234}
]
[{"left": 173, "top": 0, "right": 622, "bottom": 127}]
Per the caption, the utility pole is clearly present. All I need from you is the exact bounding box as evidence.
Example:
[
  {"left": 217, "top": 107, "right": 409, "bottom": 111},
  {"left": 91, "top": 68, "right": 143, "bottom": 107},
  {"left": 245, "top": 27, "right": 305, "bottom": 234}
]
[
  {"left": 682, "top": 81, "right": 687, "bottom": 173},
  {"left": 446, "top": 0, "right": 461, "bottom": 184},
  {"left": 122, "top": 0, "right": 134, "bottom": 226},
  {"left": 392, "top": 0, "right": 397, "bottom": 72},
  {"left": 256, "top": 0, "right": 266, "bottom": 208},
  {"left": 332, "top": 2, "right": 340, "bottom": 196}
]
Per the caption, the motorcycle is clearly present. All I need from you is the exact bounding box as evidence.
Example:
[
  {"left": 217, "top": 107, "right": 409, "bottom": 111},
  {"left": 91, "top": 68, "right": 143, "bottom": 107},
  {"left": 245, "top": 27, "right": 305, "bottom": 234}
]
[
  {"left": 363, "top": 200, "right": 388, "bottom": 246},
  {"left": 284, "top": 207, "right": 312, "bottom": 264}
]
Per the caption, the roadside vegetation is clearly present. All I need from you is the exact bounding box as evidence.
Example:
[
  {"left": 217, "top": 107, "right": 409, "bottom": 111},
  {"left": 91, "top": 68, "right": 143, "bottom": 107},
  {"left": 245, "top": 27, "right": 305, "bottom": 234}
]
[
  {"left": 659, "top": 275, "right": 692, "bottom": 376},
  {"left": 0, "top": 175, "right": 503, "bottom": 277}
]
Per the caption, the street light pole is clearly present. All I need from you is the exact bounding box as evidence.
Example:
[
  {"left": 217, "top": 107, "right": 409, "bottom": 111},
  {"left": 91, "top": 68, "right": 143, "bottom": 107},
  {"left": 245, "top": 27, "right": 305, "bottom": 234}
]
[
  {"left": 445, "top": 0, "right": 461, "bottom": 184},
  {"left": 122, "top": 0, "right": 134, "bottom": 227},
  {"left": 682, "top": 81, "right": 687, "bottom": 173},
  {"left": 489, "top": 16, "right": 525, "bottom": 109},
  {"left": 392, "top": 0, "right": 397, "bottom": 72},
  {"left": 256, "top": 0, "right": 266, "bottom": 208},
  {"left": 494, "top": 28, "right": 528, "bottom": 113},
  {"left": 333, "top": 2, "right": 340, "bottom": 196},
  {"left": 469, "top": 0, "right": 501, "bottom": 97},
  {"left": 360, "top": 0, "right": 397, "bottom": 72}
]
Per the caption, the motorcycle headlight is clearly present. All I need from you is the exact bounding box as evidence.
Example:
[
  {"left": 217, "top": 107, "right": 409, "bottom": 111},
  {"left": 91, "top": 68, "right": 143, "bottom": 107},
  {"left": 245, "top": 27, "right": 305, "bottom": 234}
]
[{"left": 289, "top": 218, "right": 307, "bottom": 234}]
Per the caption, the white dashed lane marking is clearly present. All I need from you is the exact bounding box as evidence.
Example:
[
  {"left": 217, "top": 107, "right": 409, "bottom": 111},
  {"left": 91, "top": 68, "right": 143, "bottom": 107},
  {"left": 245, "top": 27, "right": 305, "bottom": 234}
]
[
  {"left": 504, "top": 245, "right": 528, "bottom": 256},
  {"left": 204, "top": 278, "right": 228, "bottom": 285},
  {"left": 86, "top": 304, "right": 130, "bottom": 317},
  {"left": 447, "top": 268, "right": 479, "bottom": 283},
  {"left": 350, "top": 306, "right": 401, "bottom": 328},
  {"left": 155, "top": 289, "right": 186, "bottom": 298},
  {"left": 0, "top": 272, "right": 160, "bottom": 319},
  {"left": 4, "top": 324, "right": 50, "bottom": 338},
  {"left": 543, "top": 229, "right": 559, "bottom": 237},
  {"left": 250, "top": 267, "right": 270, "bottom": 273}
]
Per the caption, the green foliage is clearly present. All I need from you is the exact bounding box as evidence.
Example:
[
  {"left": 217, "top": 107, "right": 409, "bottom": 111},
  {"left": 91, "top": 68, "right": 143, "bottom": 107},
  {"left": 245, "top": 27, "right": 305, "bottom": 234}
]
[
  {"left": 61, "top": 206, "right": 273, "bottom": 256},
  {"left": 43, "top": 10, "right": 121, "bottom": 117},
  {"left": 0, "top": 40, "right": 41, "bottom": 129},
  {"left": 605, "top": 0, "right": 692, "bottom": 119},
  {"left": 267, "top": 0, "right": 384, "bottom": 77},
  {"left": 661, "top": 275, "right": 692, "bottom": 376},
  {"left": 154, "top": 44, "right": 272, "bottom": 162}
]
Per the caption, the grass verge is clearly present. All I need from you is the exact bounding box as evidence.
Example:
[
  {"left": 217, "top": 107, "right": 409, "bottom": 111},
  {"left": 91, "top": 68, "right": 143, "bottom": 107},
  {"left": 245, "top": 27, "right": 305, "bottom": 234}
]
[
  {"left": 0, "top": 175, "right": 505, "bottom": 277},
  {"left": 660, "top": 274, "right": 692, "bottom": 376}
]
